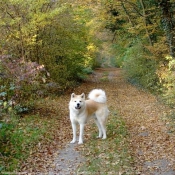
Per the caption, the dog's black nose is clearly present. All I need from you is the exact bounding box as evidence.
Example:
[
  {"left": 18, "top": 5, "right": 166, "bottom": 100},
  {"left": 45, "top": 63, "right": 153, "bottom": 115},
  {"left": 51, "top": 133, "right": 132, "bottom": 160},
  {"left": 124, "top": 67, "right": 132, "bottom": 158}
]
[{"left": 75, "top": 103, "right": 81, "bottom": 109}]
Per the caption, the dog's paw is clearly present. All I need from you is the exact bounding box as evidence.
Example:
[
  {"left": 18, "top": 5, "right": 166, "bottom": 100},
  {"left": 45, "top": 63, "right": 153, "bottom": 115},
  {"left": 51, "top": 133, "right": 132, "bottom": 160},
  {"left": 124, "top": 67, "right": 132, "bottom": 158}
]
[
  {"left": 70, "top": 140, "right": 76, "bottom": 144},
  {"left": 96, "top": 136, "right": 102, "bottom": 139},
  {"left": 78, "top": 141, "right": 83, "bottom": 144},
  {"left": 102, "top": 136, "right": 107, "bottom": 139}
]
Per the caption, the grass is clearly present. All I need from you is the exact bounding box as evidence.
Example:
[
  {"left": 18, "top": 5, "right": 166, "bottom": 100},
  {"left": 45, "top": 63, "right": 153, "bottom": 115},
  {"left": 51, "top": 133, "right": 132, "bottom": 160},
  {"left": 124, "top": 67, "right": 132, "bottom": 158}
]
[
  {"left": 0, "top": 95, "right": 70, "bottom": 173},
  {"left": 0, "top": 114, "right": 47, "bottom": 172},
  {"left": 77, "top": 110, "right": 135, "bottom": 175},
  {"left": 164, "top": 111, "right": 175, "bottom": 134}
]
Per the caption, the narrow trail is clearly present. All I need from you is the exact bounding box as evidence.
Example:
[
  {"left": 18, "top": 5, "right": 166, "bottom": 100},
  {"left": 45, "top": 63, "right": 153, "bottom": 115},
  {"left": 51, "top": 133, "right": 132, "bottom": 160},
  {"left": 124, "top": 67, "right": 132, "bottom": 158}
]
[
  {"left": 32, "top": 68, "right": 175, "bottom": 174},
  {"left": 103, "top": 68, "right": 175, "bottom": 175}
]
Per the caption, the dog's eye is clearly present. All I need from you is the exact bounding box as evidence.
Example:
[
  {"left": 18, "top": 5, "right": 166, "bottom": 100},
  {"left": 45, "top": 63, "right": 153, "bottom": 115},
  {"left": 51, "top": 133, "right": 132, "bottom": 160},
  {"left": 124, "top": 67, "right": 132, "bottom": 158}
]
[
  {"left": 79, "top": 101, "right": 81, "bottom": 102},
  {"left": 74, "top": 101, "right": 76, "bottom": 102}
]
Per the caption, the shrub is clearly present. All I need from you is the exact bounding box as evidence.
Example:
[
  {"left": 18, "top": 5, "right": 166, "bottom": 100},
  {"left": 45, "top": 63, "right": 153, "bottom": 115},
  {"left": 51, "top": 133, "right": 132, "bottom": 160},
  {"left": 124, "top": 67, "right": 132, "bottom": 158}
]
[
  {"left": 0, "top": 57, "right": 48, "bottom": 116},
  {"left": 157, "top": 56, "right": 175, "bottom": 106},
  {"left": 123, "top": 43, "right": 161, "bottom": 92}
]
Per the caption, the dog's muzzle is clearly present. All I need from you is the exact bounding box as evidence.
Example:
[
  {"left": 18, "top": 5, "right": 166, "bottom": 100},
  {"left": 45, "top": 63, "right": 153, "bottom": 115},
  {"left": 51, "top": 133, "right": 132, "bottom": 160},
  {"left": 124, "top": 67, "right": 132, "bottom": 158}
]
[{"left": 75, "top": 103, "right": 81, "bottom": 109}]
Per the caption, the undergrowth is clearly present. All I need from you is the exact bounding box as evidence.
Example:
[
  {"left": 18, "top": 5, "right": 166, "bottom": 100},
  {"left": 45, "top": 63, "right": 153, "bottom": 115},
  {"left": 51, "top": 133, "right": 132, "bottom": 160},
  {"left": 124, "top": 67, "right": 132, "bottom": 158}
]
[
  {"left": 123, "top": 43, "right": 160, "bottom": 93},
  {"left": 0, "top": 94, "right": 70, "bottom": 173},
  {"left": 0, "top": 114, "right": 46, "bottom": 172}
]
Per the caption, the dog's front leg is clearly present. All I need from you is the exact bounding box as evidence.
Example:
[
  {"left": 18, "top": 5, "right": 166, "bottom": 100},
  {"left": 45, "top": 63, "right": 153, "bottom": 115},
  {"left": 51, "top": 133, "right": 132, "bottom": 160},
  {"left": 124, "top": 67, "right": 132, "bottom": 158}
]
[
  {"left": 78, "top": 123, "right": 85, "bottom": 144},
  {"left": 70, "top": 122, "right": 77, "bottom": 143}
]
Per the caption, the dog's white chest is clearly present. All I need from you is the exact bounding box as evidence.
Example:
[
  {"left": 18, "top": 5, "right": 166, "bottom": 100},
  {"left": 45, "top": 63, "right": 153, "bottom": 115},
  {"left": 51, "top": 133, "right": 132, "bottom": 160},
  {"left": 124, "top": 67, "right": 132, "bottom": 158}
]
[{"left": 70, "top": 109, "right": 87, "bottom": 122}]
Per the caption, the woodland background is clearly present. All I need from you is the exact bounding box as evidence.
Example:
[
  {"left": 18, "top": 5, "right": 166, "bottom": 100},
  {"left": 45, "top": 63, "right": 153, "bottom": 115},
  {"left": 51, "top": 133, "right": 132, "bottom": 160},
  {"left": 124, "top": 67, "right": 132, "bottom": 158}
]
[{"left": 0, "top": 0, "right": 175, "bottom": 172}]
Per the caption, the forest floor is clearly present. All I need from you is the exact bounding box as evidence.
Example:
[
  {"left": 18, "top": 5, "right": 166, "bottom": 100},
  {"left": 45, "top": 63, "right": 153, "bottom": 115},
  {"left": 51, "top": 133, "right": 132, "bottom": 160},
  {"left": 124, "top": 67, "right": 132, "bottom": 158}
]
[{"left": 17, "top": 68, "right": 175, "bottom": 175}]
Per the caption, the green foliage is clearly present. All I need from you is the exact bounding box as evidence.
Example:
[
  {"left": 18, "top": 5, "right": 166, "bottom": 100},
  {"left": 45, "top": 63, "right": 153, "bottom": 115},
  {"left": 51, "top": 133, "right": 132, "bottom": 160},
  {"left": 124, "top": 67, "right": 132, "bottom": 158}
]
[
  {"left": 123, "top": 42, "right": 160, "bottom": 92},
  {"left": 45, "top": 9, "right": 97, "bottom": 87},
  {"left": 109, "top": 32, "right": 131, "bottom": 67},
  {"left": 157, "top": 56, "right": 175, "bottom": 106},
  {"left": 109, "top": 56, "right": 118, "bottom": 67},
  {"left": 102, "top": 0, "right": 175, "bottom": 104},
  {"left": 0, "top": 59, "right": 48, "bottom": 117},
  {"left": 0, "top": 115, "right": 46, "bottom": 172},
  {"left": 0, "top": 84, "right": 15, "bottom": 116},
  {"left": 0, "top": 0, "right": 98, "bottom": 89}
]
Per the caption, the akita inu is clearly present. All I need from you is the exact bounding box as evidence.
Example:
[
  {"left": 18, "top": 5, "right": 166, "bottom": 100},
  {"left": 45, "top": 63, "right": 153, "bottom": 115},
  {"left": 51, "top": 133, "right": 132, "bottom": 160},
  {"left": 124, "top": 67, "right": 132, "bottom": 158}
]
[{"left": 69, "top": 89, "right": 109, "bottom": 144}]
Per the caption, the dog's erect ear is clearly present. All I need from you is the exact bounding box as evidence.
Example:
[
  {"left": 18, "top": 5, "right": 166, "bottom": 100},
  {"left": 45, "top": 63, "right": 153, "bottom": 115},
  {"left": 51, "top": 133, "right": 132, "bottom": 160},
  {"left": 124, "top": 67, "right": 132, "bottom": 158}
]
[
  {"left": 81, "top": 93, "right": 85, "bottom": 99},
  {"left": 71, "top": 93, "right": 75, "bottom": 98}
]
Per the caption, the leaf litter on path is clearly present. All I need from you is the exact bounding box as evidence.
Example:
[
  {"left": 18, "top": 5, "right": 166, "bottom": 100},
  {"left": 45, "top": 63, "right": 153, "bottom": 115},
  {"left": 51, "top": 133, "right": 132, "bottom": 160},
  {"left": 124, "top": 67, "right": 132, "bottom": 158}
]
[
  {"left": 18, "top": 68, "right": 175, "bottom": 174},
  {"left": 105, "top": 68, "right": 175, "bottom": 175},
  {"left": 78, "top": 68, "right": 175, "bottom": 174}
]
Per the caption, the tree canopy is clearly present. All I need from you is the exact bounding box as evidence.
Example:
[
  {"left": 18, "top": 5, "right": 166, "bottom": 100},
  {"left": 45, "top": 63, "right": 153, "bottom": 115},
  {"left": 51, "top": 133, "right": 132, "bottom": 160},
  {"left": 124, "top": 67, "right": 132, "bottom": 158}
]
[{"left": 0, "top": 0, "right": 175, "bottom": 105}]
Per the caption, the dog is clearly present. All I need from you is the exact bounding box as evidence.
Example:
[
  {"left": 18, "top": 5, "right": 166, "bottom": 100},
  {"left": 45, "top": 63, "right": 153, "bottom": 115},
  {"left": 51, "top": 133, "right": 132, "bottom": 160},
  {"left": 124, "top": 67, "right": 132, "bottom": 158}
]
[{"left": 69, "top": 89, "right": 109, "bottom": 144}]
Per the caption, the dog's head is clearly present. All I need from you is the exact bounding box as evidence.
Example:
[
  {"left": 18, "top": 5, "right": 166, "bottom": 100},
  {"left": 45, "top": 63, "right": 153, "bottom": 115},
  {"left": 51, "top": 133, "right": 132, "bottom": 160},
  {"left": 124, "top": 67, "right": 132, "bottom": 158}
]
[{"left": 70, "top": 93, "right": 85, "bottom": 110}]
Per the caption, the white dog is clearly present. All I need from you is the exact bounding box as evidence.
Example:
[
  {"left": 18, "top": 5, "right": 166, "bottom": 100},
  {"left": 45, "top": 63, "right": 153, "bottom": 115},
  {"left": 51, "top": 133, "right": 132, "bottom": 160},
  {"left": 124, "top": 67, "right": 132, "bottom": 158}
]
[{"left": 69, "top": 89, "right": 109, "bottom": 144}]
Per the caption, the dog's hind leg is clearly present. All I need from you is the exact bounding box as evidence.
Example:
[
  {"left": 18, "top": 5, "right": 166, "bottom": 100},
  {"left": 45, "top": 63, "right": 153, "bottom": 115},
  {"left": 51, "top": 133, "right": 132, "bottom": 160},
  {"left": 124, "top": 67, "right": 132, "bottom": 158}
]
[
  {"left": 96, "top": 113, "right": 107, "bottom": 139},
  {"left": 99, "top": 120, "right": 107, "bottom": 139},
  {"left": 94, "top": 116, "right": 102, "bottom": 138}
]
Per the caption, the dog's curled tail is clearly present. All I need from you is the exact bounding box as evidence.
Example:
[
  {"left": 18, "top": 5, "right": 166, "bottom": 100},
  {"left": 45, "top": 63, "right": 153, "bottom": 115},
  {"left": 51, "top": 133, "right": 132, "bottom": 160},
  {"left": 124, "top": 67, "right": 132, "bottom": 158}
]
[{"left": 88, "top": 89, "right": 107, "bottom": 103}]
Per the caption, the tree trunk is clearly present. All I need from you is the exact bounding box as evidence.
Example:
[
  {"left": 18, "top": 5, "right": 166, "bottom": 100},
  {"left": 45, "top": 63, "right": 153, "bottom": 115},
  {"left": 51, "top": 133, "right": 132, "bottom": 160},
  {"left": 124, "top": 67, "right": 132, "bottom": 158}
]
[{"left": 139, "top": 0, "right": 153, "bottom": 46}]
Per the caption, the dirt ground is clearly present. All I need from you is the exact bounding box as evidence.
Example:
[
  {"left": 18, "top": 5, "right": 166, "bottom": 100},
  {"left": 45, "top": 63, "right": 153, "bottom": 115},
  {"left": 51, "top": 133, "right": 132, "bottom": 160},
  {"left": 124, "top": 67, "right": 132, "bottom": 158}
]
[
  {"left": 104, "top": 70, "right": 175, "bottom": 175},
  {"left": 94, "top": 68, "right": 175, "bottom": 175},
  {"left": 20, "top": 68, "right": 175, "bottom": 174},
  {"left": 51, "top": 68, "right": 175, "bottom": 174}
]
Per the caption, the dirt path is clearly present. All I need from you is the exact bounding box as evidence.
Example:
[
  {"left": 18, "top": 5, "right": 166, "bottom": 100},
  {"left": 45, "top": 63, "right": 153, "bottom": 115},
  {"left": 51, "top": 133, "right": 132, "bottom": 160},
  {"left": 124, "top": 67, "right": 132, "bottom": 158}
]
[
  {"left": 103, "top": 68, "right": 175, "bottom": 174},
  {"left": 48, "top": 143, "right": 84, "bottom": 174},
  {"left": 24, "top": 68, "right": 175, "bottom": 174}
]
